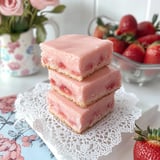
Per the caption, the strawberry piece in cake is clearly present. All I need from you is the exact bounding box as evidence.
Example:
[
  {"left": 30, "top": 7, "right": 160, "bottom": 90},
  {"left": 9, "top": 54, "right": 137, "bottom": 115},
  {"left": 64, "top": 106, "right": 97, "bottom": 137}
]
[
  {"left": 49, "top": 66, "right": 121, "bottom": 107},
  {"left": 41, "top": 34, "right": 113, "bottom": 81},
  {"left": 47, "top": 89, "right": 115, "bottom": 134}
]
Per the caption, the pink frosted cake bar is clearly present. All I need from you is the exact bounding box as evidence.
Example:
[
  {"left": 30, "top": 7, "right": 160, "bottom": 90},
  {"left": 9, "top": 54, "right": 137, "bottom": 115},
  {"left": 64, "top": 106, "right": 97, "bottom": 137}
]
[
  {"left": 49, "top": 66, "right": 121, "bottom": 107},
  {"left": 48, "top": 89, "right": 115, "bottom": 133},
  {"left": 41, "top": 34, "right": 113, "bottom": 81}
]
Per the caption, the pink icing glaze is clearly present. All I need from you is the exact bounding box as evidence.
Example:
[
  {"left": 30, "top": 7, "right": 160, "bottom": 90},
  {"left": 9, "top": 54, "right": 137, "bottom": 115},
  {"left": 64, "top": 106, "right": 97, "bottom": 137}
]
[
  {"left": 47, "top": 89, "right": 115, "bottom": 133},
  {"left": 41, "top": 34, "right": 113, "bottom": 80},
  {"left": 49, "top": 66, "right": 121, "bottom": 107}
]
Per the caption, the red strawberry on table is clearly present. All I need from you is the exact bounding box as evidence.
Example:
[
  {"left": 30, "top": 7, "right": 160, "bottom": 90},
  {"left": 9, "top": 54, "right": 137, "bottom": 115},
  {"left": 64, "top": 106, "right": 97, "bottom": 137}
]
[
  {"left": 115, "top": 14, "right": 137, "bottom": 37},
  {"left": 144, "top": 41, "right": 160, "bottom": 64},
  {"left": 123, "top": 43, "right": 145, "bottom": 63},
  {"left": 107, "top": 37, "right": 128, "bottom": 54},
  {"left": 138, "top": 34, "right": 160, "bottom": 48},
  {"left": 136, "top": 14, "right": 159, "bottom": 37},
  {"left": 133, "top": 124, "right": 160, "bottom": 160}
]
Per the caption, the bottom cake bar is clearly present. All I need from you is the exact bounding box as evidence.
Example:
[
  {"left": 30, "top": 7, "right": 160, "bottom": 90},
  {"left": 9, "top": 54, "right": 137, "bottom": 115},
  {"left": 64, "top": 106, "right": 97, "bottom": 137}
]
[{"left": 47, "top": 89, "right": 115, "bottom": 134}]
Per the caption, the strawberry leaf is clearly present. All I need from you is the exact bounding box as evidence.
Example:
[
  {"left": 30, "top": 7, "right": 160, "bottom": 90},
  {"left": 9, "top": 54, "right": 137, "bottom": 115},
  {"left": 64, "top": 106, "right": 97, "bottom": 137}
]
[
  {"left": 157, "top": 129, "right": 160, "bottom": 140},
  {"left": 147, "top": 126, "right": 152, "bottom": 134},
  {"left": 155, "top": 21, "right": 160, "bottom": 31},
  {"left": 97, "top": 17, "right": 105, "bottom": 27},
  {"left": 152, "top": 14, "right": 158, "bottom": 25},
  {"left": 134, "top": 136, "right": 145, "bottom": 141},
  {"left": 134, "top": 124, "right": 160, "bottom": 142},
  {"left": 152, "top": 129, "right": 158, "bottom": 139}
]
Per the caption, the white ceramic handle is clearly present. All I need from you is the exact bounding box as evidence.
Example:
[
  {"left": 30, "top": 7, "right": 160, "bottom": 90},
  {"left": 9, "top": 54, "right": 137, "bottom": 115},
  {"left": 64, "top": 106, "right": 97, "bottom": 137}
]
[{"left": 44, "top": 18, "right": 60, "bottom": 39}]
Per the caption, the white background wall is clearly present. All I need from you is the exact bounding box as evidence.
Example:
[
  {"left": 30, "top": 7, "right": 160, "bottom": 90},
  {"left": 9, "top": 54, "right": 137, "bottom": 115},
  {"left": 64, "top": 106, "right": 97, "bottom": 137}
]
[{"left": 46, "top": 0, "right": 160, "bottom": 39}]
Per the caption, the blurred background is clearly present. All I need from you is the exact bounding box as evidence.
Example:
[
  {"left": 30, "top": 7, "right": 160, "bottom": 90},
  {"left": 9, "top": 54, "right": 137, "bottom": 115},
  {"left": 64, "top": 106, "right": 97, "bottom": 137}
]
[{"left": 47, "top": 0, "right": 160, "bottom": 38}]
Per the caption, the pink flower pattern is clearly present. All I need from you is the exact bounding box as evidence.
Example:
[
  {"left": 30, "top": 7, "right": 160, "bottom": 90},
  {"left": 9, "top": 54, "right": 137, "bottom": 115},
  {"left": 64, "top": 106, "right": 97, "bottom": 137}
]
[
  {"left": 21, "top": 135, "right": 37, "bottom": 147},
  {"left": 0, "top": 135, "right": 24, "bottom": 160},
  {"left": 8, "top": 62, "right": 21, "bottom": 70},
  {"left": 0, "top": 95, "right": 55, "bottom": 159},
  {"left": 14, "top": 54, "right": 23, "bottom": 61},
  {"left": 1, "top": 40, "right": 40, "bottom": 76},
  {"left": 0, "top": 95, "right": 16, "bottom": 114},
  {"left": 7, "top": 42, "right": 20, "bottom": 53},
  {"left": 20, "top": 69, "right": 30, "bottom": 76}
]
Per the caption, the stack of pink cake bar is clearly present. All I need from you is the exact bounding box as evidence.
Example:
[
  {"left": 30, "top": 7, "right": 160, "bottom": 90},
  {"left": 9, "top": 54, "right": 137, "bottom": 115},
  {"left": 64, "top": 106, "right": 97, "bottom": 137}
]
[{"left": 40, "top": 34, "right": 121, "bottom": 134}]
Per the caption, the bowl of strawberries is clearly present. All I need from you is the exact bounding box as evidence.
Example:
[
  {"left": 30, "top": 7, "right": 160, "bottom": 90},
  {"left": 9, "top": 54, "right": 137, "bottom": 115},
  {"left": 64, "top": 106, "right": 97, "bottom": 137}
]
[{"left": 89, "top": 14, "right": 160, "bottom": 85}]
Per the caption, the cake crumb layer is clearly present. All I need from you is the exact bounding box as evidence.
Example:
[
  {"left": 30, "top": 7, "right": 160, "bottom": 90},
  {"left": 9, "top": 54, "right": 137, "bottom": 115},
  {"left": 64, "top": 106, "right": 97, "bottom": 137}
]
[
  {"left": 47, "top": 89, "right": 115, "bottom": 134},
  {"left": 49, "top": 66, "right": 121, "bottom": 107}
]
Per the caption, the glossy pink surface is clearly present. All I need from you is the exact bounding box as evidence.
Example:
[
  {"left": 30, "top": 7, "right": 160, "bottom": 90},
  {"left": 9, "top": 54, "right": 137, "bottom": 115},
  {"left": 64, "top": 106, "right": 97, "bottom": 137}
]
[{"left": 41, "top": 34, "right": 113, "bottom": 80}]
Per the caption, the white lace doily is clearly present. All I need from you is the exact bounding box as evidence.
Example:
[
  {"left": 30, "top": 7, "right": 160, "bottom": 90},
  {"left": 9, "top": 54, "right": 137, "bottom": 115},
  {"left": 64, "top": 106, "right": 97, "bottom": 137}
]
[{"left": 15, "top": 82, "right": 141, "bottom": 160}]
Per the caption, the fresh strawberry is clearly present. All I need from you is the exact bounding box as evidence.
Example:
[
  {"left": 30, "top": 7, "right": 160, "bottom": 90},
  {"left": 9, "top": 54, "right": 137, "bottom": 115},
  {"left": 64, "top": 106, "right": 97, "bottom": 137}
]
[
  {"left": 133, "top": 124, "right": 160, "bottom": 160},
  {"left": 137, "top": 21, "right": 156, "bottom": 37},
  {"left": 136, "top": 14, "right": 159, "bottom": 37},
  {"left": 93, "top": 17, "right": 117, "bottom": 39},
  {"left": 138, "top": 34, "right": 160, "bottom": 48},
  {"left": 115, "top": 14, "right": 137, "bottom": 37},
  {"left": 122, "top": 43, "right": 145, "bottom": 63},
  {"left": 107, "top": 37, "right": 128, "bottom": 54},
  {"left": 93, "top": 17, "right": 108, "bottom": 39},
  {"left": 144, "top": 41, "right": 160, "bottom": 64},
  {"left": 93, "top": 26, "right": 107, "bottom": 39}
]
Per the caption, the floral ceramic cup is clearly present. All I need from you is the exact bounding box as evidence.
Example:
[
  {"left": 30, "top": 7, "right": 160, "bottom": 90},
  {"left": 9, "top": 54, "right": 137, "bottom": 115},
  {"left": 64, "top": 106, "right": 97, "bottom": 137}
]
[
  {"left": 0, "top": 29, "right": 40, "bottom": 76},
  {"left": 0, "top": 20, "right": 59, "bottom": 77}
]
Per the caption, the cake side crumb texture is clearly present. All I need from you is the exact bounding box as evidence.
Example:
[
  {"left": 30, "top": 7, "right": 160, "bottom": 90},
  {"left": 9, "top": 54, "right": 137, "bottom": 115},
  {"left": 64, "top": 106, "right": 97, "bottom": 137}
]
[
  {"left": 49, "top": 66, "right": 121, "bottom": 107},
  {"left": 47, "top": 89, "right": 115, "bottom": 134}
]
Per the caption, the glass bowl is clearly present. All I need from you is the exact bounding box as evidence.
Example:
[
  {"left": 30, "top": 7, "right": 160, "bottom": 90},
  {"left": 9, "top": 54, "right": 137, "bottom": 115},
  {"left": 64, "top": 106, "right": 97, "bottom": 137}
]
[
  {"left": 88, "top": 15, "right": 118, "bottom": 37},
  {"left": 112, "top": 52, "right": 160, "bottom": 86},
  {"left": 88, "top": 16, "right": 160, "bottom": 86}
]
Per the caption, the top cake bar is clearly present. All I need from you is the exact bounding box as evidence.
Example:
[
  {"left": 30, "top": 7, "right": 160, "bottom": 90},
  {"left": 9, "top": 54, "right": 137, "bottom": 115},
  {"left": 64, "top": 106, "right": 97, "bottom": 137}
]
[{"left": 41, "top": 34, "right": 113, "bottom": 81}]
